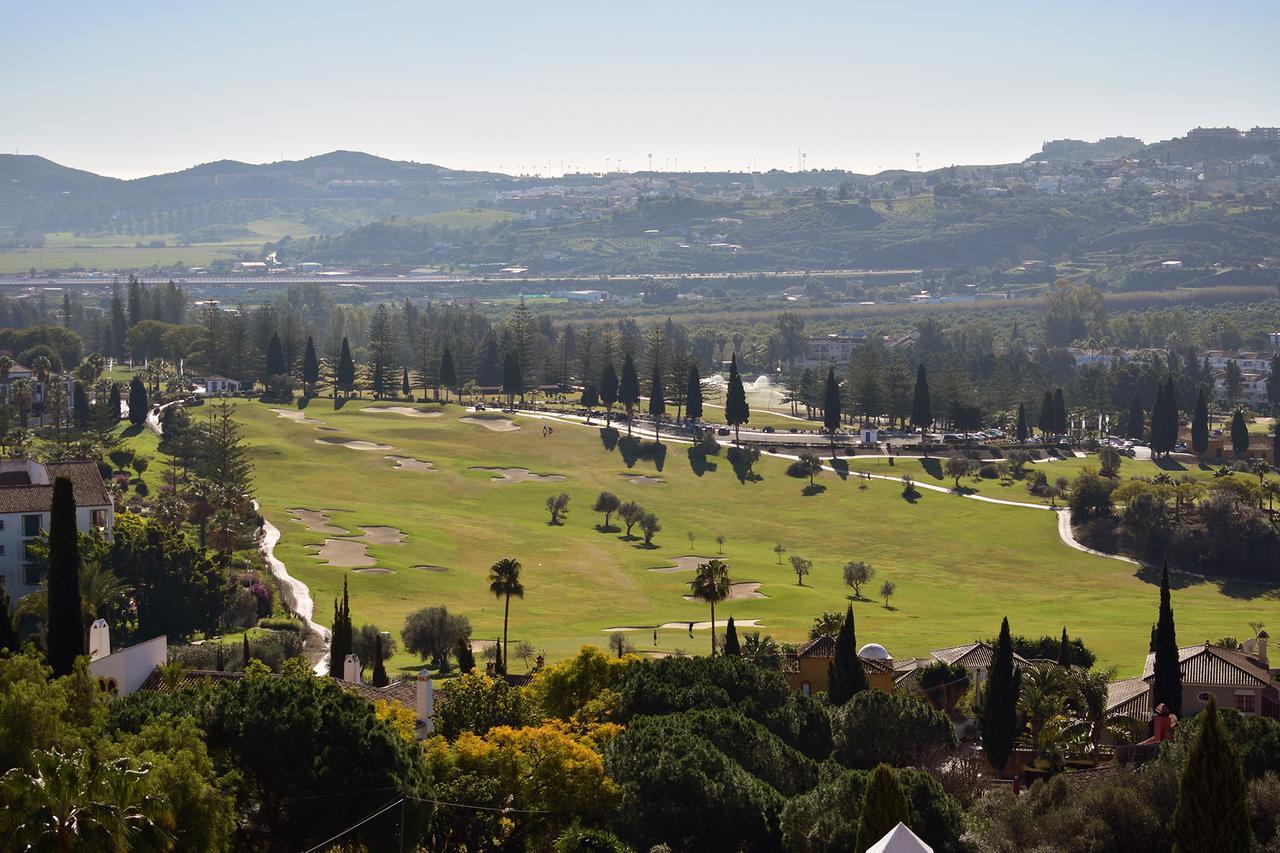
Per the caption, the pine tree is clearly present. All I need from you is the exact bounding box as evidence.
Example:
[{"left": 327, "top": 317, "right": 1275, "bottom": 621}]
[
  {"left": 440, "top": 343, "right": 460, "bottom": 399},
  {"left": 1053, "top": 387, "right": 1067, "bottom": 435},
  {"left": 723, "top": 616, "right": 741, "bottom": 656},
  {"left": 1191, "top": 388, "right": 1209, "bottom": 455},
  {"left": 46, "top": 477, "right": 83, "bottom": 677},
  {"left": 981, "top": 617, "right": 1021, "bottom": 775},
  {"left": 127, "top": 375, "right": 148, "bottom": 426},
  {"left": 265, "top": 331, "right": 286, "bottom": 381},
  {"left": 1038, "top": 390, "right": 1055, "bottom": 438},
  {"left": 685, "top": 364, "right": 703, "bottom": 422},
  {"left": 372, "top": 633, "right": 389, "bottom": 687},
  {"left": 724, "top": 354, "right": 750, "bottom": 444},
  {"left": 619, "top": 353, "right": 641, "bottom": 436},
  {"left": 828, "top": 604, "right": 868, "bottom": 704},
  {"left": 823, "top": 367, "right": 842, "bottom": 448},
  {"left": 854, "top": 764, "right": 911, "bottom": 853},
  {"left": 501, "top": 352, "right": 523, "bottom": 409},
  {"left": 1057, "top": 626, "right": 1070, "bottom": 666},
  {"left": 401, "top": 367, "right": 411, "bottom": 399},
  {"left": 72, "top": 382, "right": 89, "bottom": 428},
  {"left": 1171, "top": 697, "right": 1252, "bottom": 853},
  {"left": 648, "top": 360, "right": 665, "bottom": 443},
  {"left": 302, "top": 336, "right": 320, "bottom": 396},
  {"left": 910, "top": 364, "right": 932, "bottom": 453},
  {"left": 600, "top": 363, "right": 619, "bottom": 425},
  {"left": 1015, "top": 402, "right": 1029, "bottom": 443},
  {"left": 1152, "top": 561, "right": 1182, "bottom": 716},
  {"left": 337, "top": 337, "right": 356, "bottom": 397},
  {"left": 1127, "top": 396, "right": 1146, "bottom": 440},
  {"left": 199, "top": 400, "right": 254, "bottom": 495},
  {"left": 108, "top": 383, "right": 122, "bottom": 420},
  {"left": 1230, "top": 409, "right": 1249, "bottom": 456}
]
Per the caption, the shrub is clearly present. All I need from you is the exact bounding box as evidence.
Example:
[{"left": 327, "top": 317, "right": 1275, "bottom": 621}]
[
  {"left": 258, "top": 617, "right": 304, "bottom": 634},
  {"left": 978, "top": 463, "right": 999, "bottom": 479}
]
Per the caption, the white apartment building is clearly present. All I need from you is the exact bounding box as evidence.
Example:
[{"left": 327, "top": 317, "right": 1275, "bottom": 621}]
[{"left": 799, "top": 332, "right": 868, "bottom": 370}]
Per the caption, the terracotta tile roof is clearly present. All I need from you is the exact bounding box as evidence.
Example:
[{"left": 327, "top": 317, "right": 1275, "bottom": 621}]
[
  {"left": 797, "top": 635, "right": 836, "bottom": 658},
  {"left": 337, "top": 679, "right": 418, "bottom": 709},
  {"left": 0, "top": 460, "right": 111, "bottom": 514},
  {"left": 930, "top": 642, "right": 1030, "bottom": 670},
  {"left": 139, "top": 669, "right": 244, "bottom": 692},
  {"left": 1106, "top": 676, "right": 1153, "bottom": 723},
  {"left": 1141, "top": 644, "right": 1272, "bottom": 688}
]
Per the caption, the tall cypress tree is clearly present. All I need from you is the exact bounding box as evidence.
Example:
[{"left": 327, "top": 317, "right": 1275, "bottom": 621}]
[
  {"left": 501, "top": 352, "right": 523, "bottom": 409},
  {"left": 108, "top": 383, "right": 122, "bottom": 420},
  {"left": 1052, "top": 387, "right": 1067, "bottom": 435},
  {"left": 439, "top": 348, "right": 457, "bottom": 402},
  {"left": 302, "top": 336, "right": 320, "bottom": 396},
  {"left": 0, "top": 586, "right": 16, "bottom": 654},
  {"left": 1230, "top": 409, "right": 1249, "bottom": 457},
  {"left": 910, "top": 364, "right": 932, "bottom": 454},
  {"left": 1015, "top": 402, "right": 1029, "bottom": 443},
  {"left": 823, "top": 367, "right": 842, "bottom": 448},
  {"left": 648, "top": 361, "right": 665, "bottom": 443},
  {"left": 1152, "top": 561, "right": 1182, "bottom": 716},
  {"left": 685, "top": 364, "right": 703, "bottom": 422},
  {"left": 1159, "top": 376, "right": 1180, "bottom": 456},
  {"left": 724, "top": 354, "right": 750, "bottom": 444},
  {"left": 372, "top": 633, "right": 389, "bottom": 687},
  {"left": 401, "top": 366, "right": 411, "bottom": 399},
  {"left": 1127, "top": 396, "right": 1146, "bottom": 440},
  {"left": 854, "top": 764, "right": 911, "bottom": 853},
  {"left": 242, "top": 632, "right": 251, "bottom": 668},
  {"left": 723, "top": 616, "right": 741, "bottom": 656},
  {"left": 265, "top": 331, "right": 286, "bottom": 380},
  {"left": 981, "top": 616, "right": 1021, "bottom": 776},
  {"left": 599, "top": 363, "right": 619, "bottom": 425},
  {"left": 1057, "top": 626, "right": 1070, "bottom": 666},
  {"left": 128, "top": 375, "right": 148, "bottom": 426},
  {"left": 328, "top": 576, "right": 353, "bottom": 679},
  {"left": 1038, "top": 390, "right": 1055, "bottom": 438},
  {"left": 619, "top": 353, "right": 641, "bottom": 435},
  {"left": 1191, "top": 388, "right": 1209, "bottom": 455},
  {"left": 1171, "top": 697, "right": 1251, "bottom": 853},
  {"left": 828, "top": 604, "right": 868, "bottom": 704},
  {"left": 337, "top": 337, "right": 356, "bottom": 397},
  {"left": 46, "top": 477, "right": 83, "bottom": 677}
]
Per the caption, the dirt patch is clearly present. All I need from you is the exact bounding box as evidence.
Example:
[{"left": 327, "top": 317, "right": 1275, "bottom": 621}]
[
  {"left": 620, "top": 473, "right": 665, "bottom": 485},
  {"left": 412, "top": 564, "right": 449, "bottom": 572},
  {"left": 683, "top": 582, "right": 765, "bottom": 602},
  {"left": 385, "top": 456, "right": 436, "bottom": 473},
  {"left": 308, "top": 538, "right": 375, "bottom": 568},
  {"left": 271, "top": 408, "right": 324, "bottom": 425},
  {"left": 357, "top": 526, "right": 405, "bottom": 546},
  {"left": 647, "top": 555, "right": 722, "bottom": 573},
  {"left": 315, "top": 437, "right": 394, "bottom": 451},
  {"left": 286, "top": 508, "right": 348, "bottom": 535},
  {"left": 469, "top": 467, "right": 566, "bottom": 484},
  {"left": 353, "top": 568, "right": 395, "bottom": 575},
  {"left": 460, "top": 416, "right": 521, "bottom": 432},
  {"left": 603, "top": 618, "right": 765, "bottom": 632},
  {"left": 362, "top": 406, "right": 442, "bottom": 419}
]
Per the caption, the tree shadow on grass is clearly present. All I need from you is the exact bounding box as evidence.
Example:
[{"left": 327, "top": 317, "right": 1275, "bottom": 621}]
[
  {"left": 801, "top": 483, "right": 827, "bottom": 496},
  {"left": 618, "top": 436, "right": 667, "bottom": 471},
  {"left": 122, "top": 424, "right": 144, "bottom": 438},
  {"left": 727, "top": 447, "right": 763, "bottom": 484},
  {"left": 830, "top": 459, "right": 849, "bottom": 480},
  {"left": 600, "top": 427, "right": 620, "bottom": 452},
  {"left": 333, "top": 397, "right": 350, "bottom": 411},
  {"left": 297, "top": 396, "right": 312, "bottom": 411},
  {"left": 920, "top": 458, "right": 944, "bottom": 480},
  {"left": 902, "top": 489, "right": 922, "bottom": 504},
  {"left": 1133, "top": 562, "right": 1280, "bottom": 600},
  {"left": 951, "top": 485, "right": 977, "bottom": 496},
  {"left": 1155, "top": 457, "right": 1188, "bottom": 471},
  {"left": 687, "top": 448, "right": 718, "bottom": 476},
  {"left": 595, "top": 524, "right": 621, "bottom": 534},
  {"left": 634, "top": 541, "right": 660, "bottom": 550}
]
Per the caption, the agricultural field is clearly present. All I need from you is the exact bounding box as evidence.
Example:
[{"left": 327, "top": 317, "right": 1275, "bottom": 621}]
[{"left": 218, "top": 399, "right": 1280, "bottom": 678}]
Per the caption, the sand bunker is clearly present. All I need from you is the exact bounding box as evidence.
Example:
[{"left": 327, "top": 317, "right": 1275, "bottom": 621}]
[
  {"left": 271, "top": 408, "right": 324, "bottom": 425},
  {"left": 309, "top": 538, "right": 375, "bottom": 568},
  {"left": 356, "top": 526, "right": 405, "bottom": 546},
  {"left": 469, "top": 467, "right": 566, "bottom": 484},
  {"left": 603, "top": 619, "right": 765, "bottom": 632},
  {"left": 286, "top": 508, "right": 348, "bottom": 535},
  {"left": 683, "top": 582, "right": 765, "bottom": 602},
  {"left": 385, "top": 456, "right": 436, "bottom": 473},
  {"left": 354, "top": 568, "right": 395, "bottom": 575},
  {"left": 315, "top": 437, "right": 394, "bottom": 451},
  {"left": 620, "top": 473, "right": 665, "bottom": 485},
  {"left": 460, "top": 416, "right": 521, "bottom": 432},
  {"left": 647, "top": 555, "right": 722, "bottom": 574},
  {"left": 412, "top": 564, "right": 449, "bottom": 572},
  {"left": 362, "top": 406, "right": 442, "bottom": 418}
]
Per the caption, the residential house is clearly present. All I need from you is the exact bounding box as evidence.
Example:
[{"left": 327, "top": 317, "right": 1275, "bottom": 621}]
[
  {"left": 925, "top": 642, "right": 1032, "bottom": 690},
  {"left": 0, "top": 362, "right": 75, "bottom": 423},
  {"left": 0, "top": 460, "right": 113, "bottom": 602},
  {"left": 203, "top": 376, "right": 242, "bottom": 395},
  {"left": 799, "top": 332, "right": 868, "bottom": 370},
  {"left": 780, "top": 635, "right": 896, "bottom": 695}
]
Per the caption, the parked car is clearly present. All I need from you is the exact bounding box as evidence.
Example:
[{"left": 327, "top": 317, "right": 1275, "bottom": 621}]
[
  {"left": 717, "top": 427, "right": 731, "bottom": 436},
  {"left": 762, "top": 426, "right": 776, "bottom": 433}
]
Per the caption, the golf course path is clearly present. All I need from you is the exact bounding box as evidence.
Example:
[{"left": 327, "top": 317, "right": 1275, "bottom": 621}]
[{"left": 256, "top": 500, "right": 331, "bottom": 676}]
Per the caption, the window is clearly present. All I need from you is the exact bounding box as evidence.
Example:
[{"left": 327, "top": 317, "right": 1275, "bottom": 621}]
[
  {"left": 0, "top": 545, "right": 6, "bottom": 557},
  {"left": 22, "top": 561, "right": 40, "bottom": 586},
  {"left": 800, "top": 681, "right": 812, "bottom": 696},
  {"left": 0, "top": 519, "right": 5, "bottom": 531},
  {"left": 91, "top": 509, "right": 107, "bottom": 529},
  {"left": 1235, "top": 693, "right": 1256, "bottom": 713},
  {"left": 22, "top": 515, "right": 41, "bottom": 537}
]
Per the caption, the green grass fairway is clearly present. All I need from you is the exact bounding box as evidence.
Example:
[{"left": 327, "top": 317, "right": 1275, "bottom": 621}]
[{"left": 224, "top": 400, "right": 1280, "bottom": 677}]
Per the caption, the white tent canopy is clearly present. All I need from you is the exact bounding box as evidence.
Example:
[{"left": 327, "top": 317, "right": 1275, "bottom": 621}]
[{"left": 867, "top": 822, "right": 933, "bottom": 853}]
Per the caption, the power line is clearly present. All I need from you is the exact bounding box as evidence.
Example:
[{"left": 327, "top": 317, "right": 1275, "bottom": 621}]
[
  {"left": 302, "top": 798, "right": 404, "bottom": 853},
  {"left": 403, "top": 794, "right": 549, "bottom": 815}
]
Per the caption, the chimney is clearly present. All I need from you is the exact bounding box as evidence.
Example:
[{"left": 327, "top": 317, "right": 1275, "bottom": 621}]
[
  {"left": 1257, "top": 630, "right": 1269, "bottom": 669},
  {"left": 416, "top": 669, "right": 434, "bottom": 735},
  {"left": 343, "top": 654, "right": 360, "bottom": 683},
  {"left": 88, "top": 619, "right": 111, "bottom": 661}
]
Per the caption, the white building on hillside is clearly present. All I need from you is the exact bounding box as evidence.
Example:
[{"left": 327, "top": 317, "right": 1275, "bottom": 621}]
[{"left": 0, "top": 460, "right": 113, "bottom": 602}]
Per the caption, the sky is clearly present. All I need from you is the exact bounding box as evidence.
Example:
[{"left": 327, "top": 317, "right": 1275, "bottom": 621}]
[{"left": 4, "top": 1, "right": 1279, "bottom": 179}]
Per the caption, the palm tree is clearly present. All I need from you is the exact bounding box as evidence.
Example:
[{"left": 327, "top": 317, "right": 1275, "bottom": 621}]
[
  {"left": 0, "top": 354, "right": 12, "bottom": 385},
  {"left": 740, "top": 632, "right": 782, "bottom": 668},
  {"left": 0, "top": 748, "right": 172, "bottom": 851},
  {"left": 690, "top": 559, "right": 731, "bottom": 656},
  {"left": 488, "top": 558, "right": 524, "bottom": 675},
  {"left": 1062, "top": 667, "right": 1142, "bottom": 756},
  {"left": 1018, "top": 662, "right": 1072, "bottom": 749},
  {"left": 11, "top": 379, "right": 33, "bottom": 427},
  {"left": 17, "top": 558, "right": 131, "bottom": 652},
  {"left": 30, "top": 355, "right": 51, "bottom": 385}
]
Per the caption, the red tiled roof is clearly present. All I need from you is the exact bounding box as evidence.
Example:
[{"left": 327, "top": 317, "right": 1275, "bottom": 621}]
[
  {"left": 930, "top": 642, "right": 1030, "bottom": 670},
  {"left": 1142, "top": 644, "right": 1272, "bottom": 688},
  {"left": 139, "top": 669, "right": 244, "bottom": 692},
  {"left": 1106, "top": 676, "right": 1153, "bottom": 722}
]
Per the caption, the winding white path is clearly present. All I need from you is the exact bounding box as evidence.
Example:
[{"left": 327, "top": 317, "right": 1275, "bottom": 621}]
[{"left": 254, "top": 501, "right": 331, "bottom": 675}]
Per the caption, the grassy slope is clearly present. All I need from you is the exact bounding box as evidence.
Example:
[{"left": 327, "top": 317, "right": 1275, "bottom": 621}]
[{"left": 229, "top": 399, "right": 1280, "bottom": 677}]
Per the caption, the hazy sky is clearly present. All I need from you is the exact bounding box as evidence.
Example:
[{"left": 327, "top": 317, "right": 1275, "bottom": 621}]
[{"left": 5, "top": 1, "right": 1278, "bottom": 179}]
